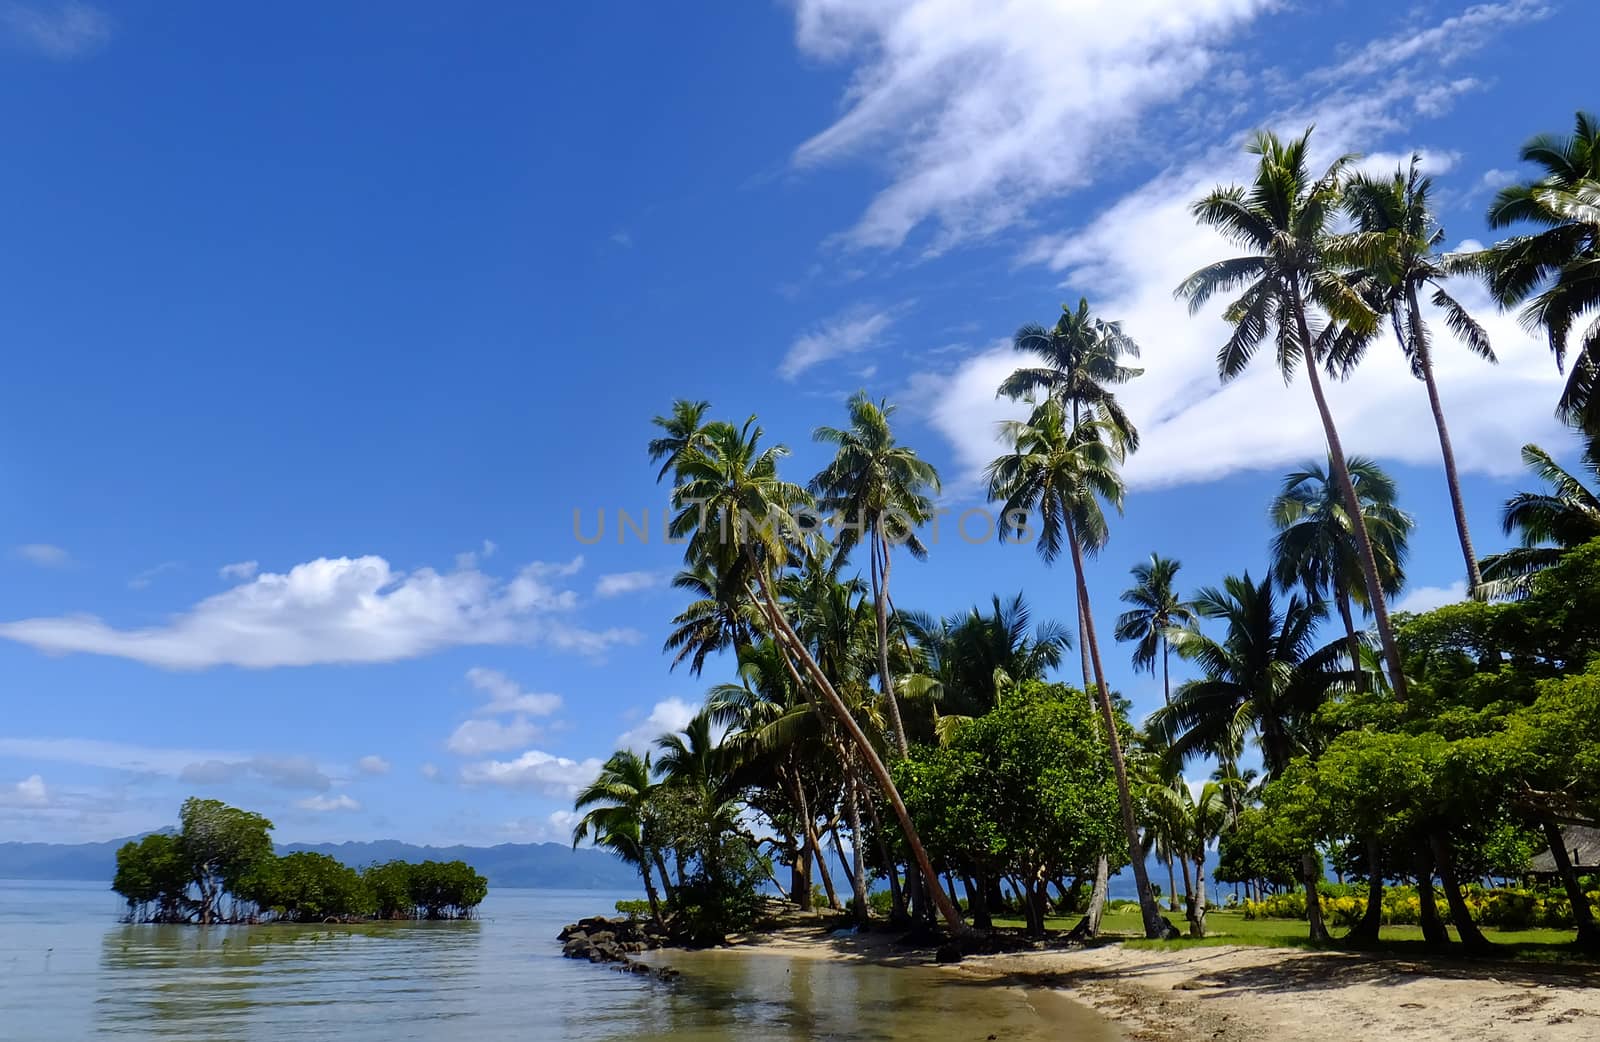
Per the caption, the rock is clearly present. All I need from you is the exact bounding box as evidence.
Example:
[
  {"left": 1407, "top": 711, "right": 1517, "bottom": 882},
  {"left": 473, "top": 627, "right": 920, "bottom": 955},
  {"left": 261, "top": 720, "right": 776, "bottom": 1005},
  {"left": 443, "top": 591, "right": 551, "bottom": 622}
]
[
  {"left": 935, "top": 943, "right": 963, "bottom": 965},
  {"left": 562, "top": 937, "right": 594, "bottom": 959},
  {"left": 1158, "top": 916, "right": 1183, "bottom": 939}
]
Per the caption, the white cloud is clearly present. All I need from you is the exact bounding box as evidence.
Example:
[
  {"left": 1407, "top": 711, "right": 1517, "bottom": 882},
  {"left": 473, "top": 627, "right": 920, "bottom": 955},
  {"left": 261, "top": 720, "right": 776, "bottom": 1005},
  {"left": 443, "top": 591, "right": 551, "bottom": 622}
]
[
  {"left": 616, "top": 697, "right": 699, "bottom": 755},
  {"left": 781, "top": 305, "right": 902, "bottom": 380},
  {"left": 356, "top": 755, "right": 391, "bottom": 776},
  {"left": 1479, "top": 167, "right": 1519, "bottom": 190},
  {"left": 1310, "top": 0, "right": 1551, "bottom": 82},
  {"left": 7, "top": 774, "right": 48, "bottom": 806},
  {"left": 219, "top": 560, "right": 259, "bottom": 581},
  {"left": 296, "top": 793, "right": 361, "bottom": 812},
  {"left": 128, "top": 561, "right": 181, "bottom": 590},
  {"left": 1394, "top": 581, "right": 1469, "bottom": 615},
  {"left": 13, "top": 543, "right": 69, "bottom": 567},
  {"left": 419, "top": 762, "right": 440, "bottom": 780},
  {"left": 594, "top": 570, "right": 666, "bottom": 598},
  {"left": 911, "top": 6, "right": 1568, "bottom": 491},
  {"left": 459, "top": 749, "right": 602, "bottom": 795},
  {"left": 500, "top": 809, "right": 582, "bottom": 844},
  {"left": 790, "top": 0, "right": 1273, "bottom": 251},
  {"left": 1, "top": 1, "right": 111, "bottom": 60},
  {"left": 0, "top": 736, "right": 233, "bottom": 776},
  {"left": 446, "top": 716, "right": 543, "bottom": 757},
  {"left": 0, "top": 553, "right": 636, "bottom": 668},
  {"left": 465, "top": 666, "right": 562, "bottom": 716}
]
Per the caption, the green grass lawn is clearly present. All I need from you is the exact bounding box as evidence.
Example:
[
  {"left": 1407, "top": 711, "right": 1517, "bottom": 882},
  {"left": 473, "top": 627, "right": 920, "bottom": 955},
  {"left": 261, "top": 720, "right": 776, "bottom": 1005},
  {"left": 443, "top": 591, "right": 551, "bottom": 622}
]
[{"left": 989, "top": 907, "right": 1589, "bottom": 961}]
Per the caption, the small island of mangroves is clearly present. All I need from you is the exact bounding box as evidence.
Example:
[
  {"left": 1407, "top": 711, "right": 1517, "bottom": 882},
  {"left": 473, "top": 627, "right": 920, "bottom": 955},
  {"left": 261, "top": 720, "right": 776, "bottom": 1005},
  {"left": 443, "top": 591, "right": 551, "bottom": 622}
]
[{"left": 112, "top": 798, "right": 487, "bottom": 925}]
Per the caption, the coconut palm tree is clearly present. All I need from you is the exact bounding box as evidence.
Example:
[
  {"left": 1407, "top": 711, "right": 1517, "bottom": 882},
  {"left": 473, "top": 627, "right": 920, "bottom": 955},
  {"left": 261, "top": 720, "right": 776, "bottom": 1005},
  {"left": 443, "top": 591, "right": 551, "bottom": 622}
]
[
  {"left": 573, "top": 750, "right": 667, "bottom": 921},
  {"left": 662, "top": 561, "right": 763, "bottom": 675},
  {"left": 902, "top": 593, "right": 1072, "bottom": 720},
  {"left": 1176, "top": 128, "right": 1406, "bottom": 698},
  {"left": 987, "top": 400, "right": 1167, "bottom": 939},
  {"left": 1340, "top": 158, "right": 1494, "bottom": 588},
  {"left": 1154, "top": 573, "right": 1354, "bottom": 941},
  {"left": 998, "top": 297, "right": 1145, "bottom": 450},
  {"left": 1114, "top": 554, "right": 1195, "bottom": 707},
  {"left": 1473, "top": 111, "right": 1600, "bottom": 432},
  {"left": 1479, "top": 430, "right": 1600, "bottom": 598},
  {"left": 1270, "top": 456, "right": 1412, "bottom": 665},
  {"left": 666, "top": 414, "right": 966, "bottom": 930},
  {"left": 648, "top": 399, "right": 713, "bottom": 483},
  {"left": 811, "top": 392, "right": 941, "bottom": 759}
]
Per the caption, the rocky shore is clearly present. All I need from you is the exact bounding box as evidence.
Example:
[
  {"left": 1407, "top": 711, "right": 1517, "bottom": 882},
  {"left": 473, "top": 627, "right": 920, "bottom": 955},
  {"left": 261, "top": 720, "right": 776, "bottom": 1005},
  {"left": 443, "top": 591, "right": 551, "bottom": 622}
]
[{"left": 557, "top": 915, "right": 681, "bottom": 980}]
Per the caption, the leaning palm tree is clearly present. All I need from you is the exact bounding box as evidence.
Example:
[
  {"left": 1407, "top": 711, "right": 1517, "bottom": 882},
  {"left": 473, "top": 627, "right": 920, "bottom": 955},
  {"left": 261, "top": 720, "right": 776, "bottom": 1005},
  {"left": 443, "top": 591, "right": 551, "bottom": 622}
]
[
  {"left": 1114, "top": 554, "right": 1195, "bottom": 707},
  {"left": 1176, "top": 128, "right": 1405, "bottom": 698},
  {"left": 1472, "top": 111, "right": 1600, "bottom": 432},
  {"left": 1479, "top": 430, "right": 1600, "bottom": 598},
  {"left": 667, "top": 414, "right": 966, "bottom": 930},
  {"left": 1154, "top": 573, "right": 1354, "bottom": 941},
  {"left": 987, "top": 400, "right": 1167, "bottom": 939},
  {"left": 811, "top": 391, "right": 941, "bottom": 758},
  {"left": 1340, "top": 158, "right": 1494, "bottom": 588},
  {"left": 573, "top": 750, "right": 666, "bottom": 921},
  {"left": 1270, "top": 456, "right": 1412, "bottom": 665}
]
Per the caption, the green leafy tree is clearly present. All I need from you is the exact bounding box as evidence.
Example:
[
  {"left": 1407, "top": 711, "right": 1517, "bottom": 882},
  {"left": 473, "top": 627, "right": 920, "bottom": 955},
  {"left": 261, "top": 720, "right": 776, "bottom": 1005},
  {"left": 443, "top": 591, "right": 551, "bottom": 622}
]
[
  {"left": 177, "top": 798, "right": 274, "bottom": 925},
  {"left": 112, "top": 833, "right": 189, "bottom": 923}
]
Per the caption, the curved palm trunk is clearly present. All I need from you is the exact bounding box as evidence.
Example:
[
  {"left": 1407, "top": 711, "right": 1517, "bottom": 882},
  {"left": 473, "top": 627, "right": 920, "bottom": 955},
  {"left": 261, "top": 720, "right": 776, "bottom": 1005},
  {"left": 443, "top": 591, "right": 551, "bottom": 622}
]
[
  {"left": 1408, "top": 287, "right": 1483, "bottom": 590},
  {"left": 872, "top": 528, "right": 924, "bottom": 922},
  {"left": 1066, "top": 517, "right": 1165, "bottom": 939},
  {"left": 1293, "top": 290, "right": 1407, "bottom": 700},
  {"left": 750, "top": 563, "right": 965, "bottom": 932}
]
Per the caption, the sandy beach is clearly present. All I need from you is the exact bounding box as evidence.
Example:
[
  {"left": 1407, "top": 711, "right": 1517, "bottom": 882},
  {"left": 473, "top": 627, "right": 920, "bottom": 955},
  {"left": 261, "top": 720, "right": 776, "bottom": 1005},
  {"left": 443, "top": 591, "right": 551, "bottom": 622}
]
[{"left": 725, "top": 924, "right": 1600, "bottom": 1042}]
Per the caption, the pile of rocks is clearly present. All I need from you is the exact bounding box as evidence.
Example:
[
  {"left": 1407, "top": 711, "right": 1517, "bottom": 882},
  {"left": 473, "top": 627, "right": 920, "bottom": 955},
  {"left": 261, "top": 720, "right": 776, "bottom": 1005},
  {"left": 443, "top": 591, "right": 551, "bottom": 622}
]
[{"left": 557, "top": 916, "right": 678, "bottom": 981}]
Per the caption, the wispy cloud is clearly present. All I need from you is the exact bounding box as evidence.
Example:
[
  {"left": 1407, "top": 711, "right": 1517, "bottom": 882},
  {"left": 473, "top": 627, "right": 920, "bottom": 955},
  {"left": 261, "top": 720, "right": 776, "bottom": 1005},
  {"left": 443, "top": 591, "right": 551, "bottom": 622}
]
[
  {"left": 356, "top": 755, "right": 391, "bottom": 776},
  {"left": 1395, "top": 581, "right": 1469, "bottom": 615},
  {"left": 12, "top": 543, "right": 70, "bottom": 568},
  {"left": 1, "top": 1, "right": 110, "bottom": 59},
  {"left": 781, "top": 304, "right": 903, "bottom": 380},
  {"left": 179, "top": 756, "right": 332, "bottom": 792},
  {"left": 296, "top": 793, "right": 361, "bottom": 813},
  {"left": 0, "top": 553, "right": 637, "bottom": 668},
  {"left": 128, "top": 561, "right": 182, "bottom": 590},
  {"left": 218, "top": 560, "right": 259, "bottom": 581},
  {"left": 465, "top": 667, "right": 562, "bottom": 716},
  {"left": 594, "top": 570, "right": 666, "bottom": 598}
]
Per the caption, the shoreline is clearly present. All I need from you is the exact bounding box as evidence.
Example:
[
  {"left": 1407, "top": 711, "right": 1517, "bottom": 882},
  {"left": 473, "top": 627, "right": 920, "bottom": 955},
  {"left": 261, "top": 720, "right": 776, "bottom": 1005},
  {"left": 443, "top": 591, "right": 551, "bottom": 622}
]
[{"left": 705, "top": 921, "right": 1600, "bottom": 1041}]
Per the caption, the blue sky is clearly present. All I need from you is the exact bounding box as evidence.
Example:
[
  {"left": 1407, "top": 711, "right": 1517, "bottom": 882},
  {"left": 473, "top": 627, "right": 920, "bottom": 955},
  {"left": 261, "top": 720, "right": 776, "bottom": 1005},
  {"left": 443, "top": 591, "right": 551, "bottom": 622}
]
[{"left": 1, "top": 0, "right": 1593, "bottom": 846}]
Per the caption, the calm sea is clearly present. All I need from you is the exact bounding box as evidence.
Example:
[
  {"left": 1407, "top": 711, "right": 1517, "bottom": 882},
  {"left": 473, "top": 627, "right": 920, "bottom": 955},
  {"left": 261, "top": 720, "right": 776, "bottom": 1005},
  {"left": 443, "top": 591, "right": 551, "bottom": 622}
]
[{"left": 0, "top": 880, "right": 1116, "bottom": 1041}]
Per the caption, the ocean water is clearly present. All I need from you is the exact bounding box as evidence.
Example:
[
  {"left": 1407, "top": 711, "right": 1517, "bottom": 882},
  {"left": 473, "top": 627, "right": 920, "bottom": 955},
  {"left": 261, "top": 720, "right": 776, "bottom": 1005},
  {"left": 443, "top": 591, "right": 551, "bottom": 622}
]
[{"left": 0, "top": 880, "right": 1116, "bottom": 1041}]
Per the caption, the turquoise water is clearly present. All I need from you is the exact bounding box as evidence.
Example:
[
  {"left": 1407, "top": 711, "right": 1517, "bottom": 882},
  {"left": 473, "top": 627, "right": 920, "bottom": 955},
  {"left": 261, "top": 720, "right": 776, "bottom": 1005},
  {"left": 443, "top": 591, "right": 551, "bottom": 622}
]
[{"left": 0, "top": 880, "right": 1115, "bottom": 1041}]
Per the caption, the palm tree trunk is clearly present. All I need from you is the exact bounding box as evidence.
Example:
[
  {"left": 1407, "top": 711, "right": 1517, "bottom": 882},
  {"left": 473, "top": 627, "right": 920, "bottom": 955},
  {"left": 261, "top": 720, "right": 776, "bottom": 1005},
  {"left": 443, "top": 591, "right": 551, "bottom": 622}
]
[
  {"left": 1334, "top": 578, "right": 1362, "bottom": 668},
  {"left": 1179, "top": 850, "right": 1195, "bottom": 915},
  {"left": 841, "top": 765, "right": 870, "bottom": 927},
  {"left": 1166, "top": 853, "right": 1180, "bottom": 913},
  {"left": 1066, "top": 515, "right": 1165, "bottom": 939},
  {"left": 1161, "top": 637, "right": 1171, "bottom": 707},
  {"left": 1301, "top": 852, "right": 1331, "bottom": 942},
  {"left": 793, "top": 779, "right": 839, "bottom": 910},
  {"left": 1191, "top": 855, "right": 1208, "bottom": 938},
  {"left": 1539, "top": 816, "right": 1600, "bottom": 951},
  {"left": 872, "top": 526, "right": 909, "bottom": 756},
  {"left": 1409, "top": 286, "right": 1482, "bottom": 590},
  {"left": 1293, "top": 289, "right": 1407, "bottom": 700},
  {"left": 750, "top": 563, "right": 966, "bottom": 932}
]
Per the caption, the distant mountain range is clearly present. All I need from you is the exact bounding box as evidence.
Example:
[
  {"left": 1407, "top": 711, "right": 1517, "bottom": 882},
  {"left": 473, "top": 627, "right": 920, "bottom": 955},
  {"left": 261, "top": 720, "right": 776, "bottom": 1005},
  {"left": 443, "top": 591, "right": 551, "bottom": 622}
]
[{"left": 0, "top": 836, "right": 642, "bottom": 890}]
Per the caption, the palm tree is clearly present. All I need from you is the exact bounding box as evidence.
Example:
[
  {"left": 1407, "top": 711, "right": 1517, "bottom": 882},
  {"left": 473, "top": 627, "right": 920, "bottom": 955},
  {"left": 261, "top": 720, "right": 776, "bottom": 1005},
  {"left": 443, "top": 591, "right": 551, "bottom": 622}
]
[
  {"left": 573, "top": 750, "right": 666, "bottom": 921},
  {"left": 902, "top": 593, "right": 1071, "bottom": 720},
  {"left": 648, "top": 399, "right": 713, "bottom": 483},
  {"left": 1270, "top": 456, "right": 1412, "bottom": 665},
  {"left": 811, "top": 391, "right": 941, "bottom": 759},
  {"left": 1114, "top": 554, "right": 1195, "bottom": 707},
  {"left": 1479, "top": 430, "right": 1600, "bottom": 598},
  {"left": 987, "top": 400, "right": 1167, "bottom": 938},
  {"left": 1143, "top": 778, "right": 1230, "bottom": 937},
  {"left": 1154, "top": 573, "right": 1354, "bottom": 941},
  {"left": 1176, "top": 128, "right": 1406, "bottom": 699},
  {"left": 1340, "top": 158, "right": 1494, "bottom": 588},
  {"left": 1473, "top": 112, "right": 1600, "bottom": 432},
  {"left": 662, "top": 561, "right": 763, "bottom": 675},
  {"left": 666, "top": 414, "right": 966, "bottom": 930},
  {"left": 998, "top": 297, "right": 1145, "bottom": 449}
]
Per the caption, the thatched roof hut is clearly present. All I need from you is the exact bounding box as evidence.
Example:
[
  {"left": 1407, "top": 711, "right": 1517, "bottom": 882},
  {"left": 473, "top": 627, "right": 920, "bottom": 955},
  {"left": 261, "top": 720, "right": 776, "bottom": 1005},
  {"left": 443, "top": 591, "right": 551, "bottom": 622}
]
[{"left": 1529, "top": 825, "right": 1600, "bottom": 875}]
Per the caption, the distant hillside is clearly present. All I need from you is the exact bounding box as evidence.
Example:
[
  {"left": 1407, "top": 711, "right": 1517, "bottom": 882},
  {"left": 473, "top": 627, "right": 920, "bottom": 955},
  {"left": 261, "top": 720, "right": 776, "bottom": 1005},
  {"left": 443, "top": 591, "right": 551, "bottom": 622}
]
[{"left": 0, "top": 836, "right": 641, "bottom": 890}]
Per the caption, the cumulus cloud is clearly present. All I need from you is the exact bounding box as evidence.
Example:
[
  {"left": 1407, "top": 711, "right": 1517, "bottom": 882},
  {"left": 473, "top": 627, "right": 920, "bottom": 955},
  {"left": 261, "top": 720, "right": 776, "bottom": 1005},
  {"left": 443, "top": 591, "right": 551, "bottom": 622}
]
[
  {"left": 465, "top": 667, "right": 562, "bottom": 717},
  {"left": 0, "top": 553, "right": 637, "bottom": 669},
  {"left": 296, "top": 793, "right": 361, "bottom": 812},
  {"left": 791, "top": 0, "right": 1272, "bottom": 251},
  {"left": 1394, "top": 581, "right": 1469, "bottom": 615},
  {"left": 1, "top": 1, "right": 111, "bottom": 59},
  {"left": 616, "top": 697, "right": 700, "bottom": 754},
  {"left": 219, "top": 560, "right": 259, "bottom": 581},
  {"left": 12, "top": 543, "right": 69, "bottom": 567},
  {"left": 459, "top": 749, "right": 602, "bottom": 795},
  {"left": 594, "top": 571, "right": 666, "bottom": 598},
  {"left": 781, "top": 305, "right": 903, "bottom": 380},
  {"left": 6, "top": 774, "right": 48, "bottom": 806},
  {"left": 445, "top": 716, "right": 543, "bottom": 757},
  {"left": 356, "top": 755, "right": 391, "bottom": 776},
  {"left": 179, "top": 755, "right": 332, "bottom": 792}
]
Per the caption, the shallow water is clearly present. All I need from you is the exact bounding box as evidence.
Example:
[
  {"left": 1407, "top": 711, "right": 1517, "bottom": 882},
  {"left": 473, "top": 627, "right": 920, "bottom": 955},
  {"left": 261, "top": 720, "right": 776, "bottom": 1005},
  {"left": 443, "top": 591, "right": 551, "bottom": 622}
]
[{"left": 0, "top": 879, "right": 1116, "bottom": 1041}]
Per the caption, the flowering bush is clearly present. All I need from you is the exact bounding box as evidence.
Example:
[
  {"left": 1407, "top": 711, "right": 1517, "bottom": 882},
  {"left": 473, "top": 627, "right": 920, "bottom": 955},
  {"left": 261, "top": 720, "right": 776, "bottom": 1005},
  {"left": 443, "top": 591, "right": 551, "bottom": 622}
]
[{"left": 1241, "top": 885, "right": 1599, "bottom": 929}]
